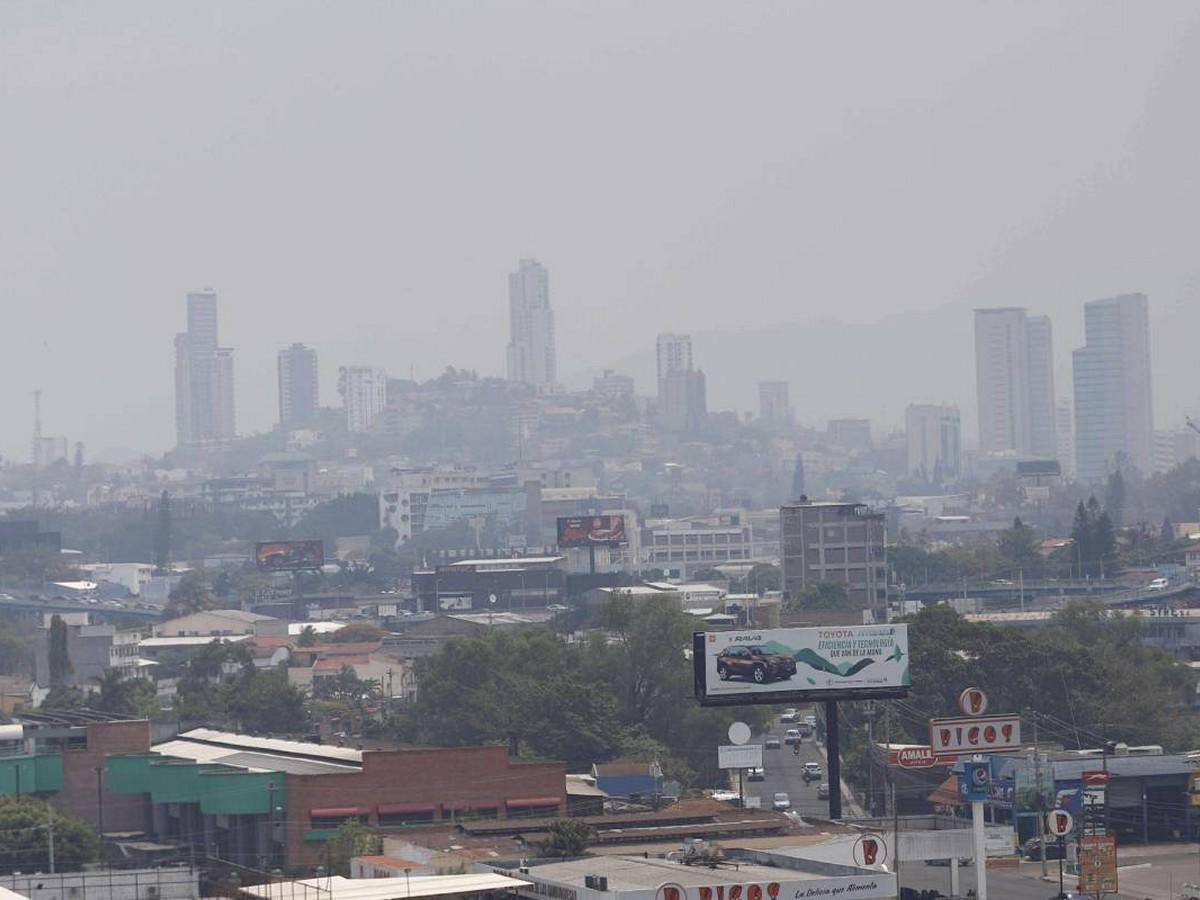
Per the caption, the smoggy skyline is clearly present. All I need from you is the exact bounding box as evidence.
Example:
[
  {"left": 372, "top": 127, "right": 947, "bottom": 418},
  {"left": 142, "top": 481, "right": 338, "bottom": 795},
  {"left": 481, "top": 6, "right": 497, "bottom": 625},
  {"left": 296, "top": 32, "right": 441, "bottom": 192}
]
[{"left": 4, "top": 2, "right": 1200, "bottom": 461}]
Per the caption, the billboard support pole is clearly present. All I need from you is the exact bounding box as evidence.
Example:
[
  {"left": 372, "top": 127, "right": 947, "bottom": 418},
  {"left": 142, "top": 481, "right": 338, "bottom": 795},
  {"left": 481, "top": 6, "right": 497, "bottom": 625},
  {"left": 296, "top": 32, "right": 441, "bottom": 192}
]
[
  {"left": 588, "top": 544, "right": 596, "bottom": 575},
  {"left": 972, "top": 798, "right": 987, "bottom": 900},
  {"left": 825, "top": 700, "right": 841, "bottom": 819}
]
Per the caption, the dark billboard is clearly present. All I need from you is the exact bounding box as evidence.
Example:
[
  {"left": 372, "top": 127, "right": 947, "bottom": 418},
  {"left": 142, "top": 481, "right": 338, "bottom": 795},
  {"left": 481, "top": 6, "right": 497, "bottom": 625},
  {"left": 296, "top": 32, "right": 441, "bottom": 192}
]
[
  {"left": 255, "top": 540, "right": 325, "bottom": 571},
  {"left": 556, "top": 515, "right": 627, "bottom": 548}
]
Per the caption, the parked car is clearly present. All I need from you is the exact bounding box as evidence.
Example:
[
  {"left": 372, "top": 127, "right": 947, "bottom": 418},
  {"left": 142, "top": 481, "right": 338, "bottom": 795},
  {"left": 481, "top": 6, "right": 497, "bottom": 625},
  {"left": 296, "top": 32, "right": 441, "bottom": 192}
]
[
  {"left": 1147, "top": 577, "right": 1170, "bottom": 591},
  {"left": 716, "top": 645, "right": 798, "bottom": 684},
  {"left": 816, "top": 783, "right": 830, "bottom": 800},
  {"left": 765, "top": 736, "right": 782, "bottom": 749},
  {"left": 784, "top": 729, "right": 802, "bottom": 746},
  {"left": 1023, "top": 838, "right": 1067, "bottom": 860},
  {"left": 773, "top": 792, "right": 791, "bottom": 810},
  {"left": 802, "top": 762, "right": 823, "bottom": 782},
  {"left": 748, "top": 767, "right": 765, "bottom": 782}
]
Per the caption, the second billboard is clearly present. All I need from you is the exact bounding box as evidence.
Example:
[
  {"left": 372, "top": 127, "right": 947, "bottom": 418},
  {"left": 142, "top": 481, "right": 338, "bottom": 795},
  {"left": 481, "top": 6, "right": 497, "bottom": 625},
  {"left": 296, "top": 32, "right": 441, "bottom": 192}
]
[
  {"left": 556, "top": 515, "right": 626, "bottom": 547},
  {"left": 694, "top": 624, "right": 910, "bottom": 706}
]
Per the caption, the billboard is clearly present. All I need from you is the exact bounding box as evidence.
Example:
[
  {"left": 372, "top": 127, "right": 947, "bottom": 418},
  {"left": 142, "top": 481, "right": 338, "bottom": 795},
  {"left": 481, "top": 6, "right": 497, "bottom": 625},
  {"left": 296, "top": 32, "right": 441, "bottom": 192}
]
[
  {"left": 556, "top": 515, "right": 627, "bottom": 547},
  {"left": 694, "top": 625, "right": 910, "bottom": 707},
  {"left": 1077, "top": 835, "right": 1118, "bottom": 894},
  {"left": 717, "top": 744, "right": 763, "bottom": 770},
  {"left": 255, "top": 540, "right": 325, "bottom": 571},
  {"left": 929, "top": 714, "right": 1021, "bottom": 756}
]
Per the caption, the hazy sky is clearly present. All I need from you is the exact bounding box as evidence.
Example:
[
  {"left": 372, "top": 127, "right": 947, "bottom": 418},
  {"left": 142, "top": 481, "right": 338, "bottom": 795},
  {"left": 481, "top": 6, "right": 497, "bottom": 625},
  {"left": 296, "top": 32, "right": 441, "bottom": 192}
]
[{"left": 4, "top": 2, "right": 1200, "bottom": 462}]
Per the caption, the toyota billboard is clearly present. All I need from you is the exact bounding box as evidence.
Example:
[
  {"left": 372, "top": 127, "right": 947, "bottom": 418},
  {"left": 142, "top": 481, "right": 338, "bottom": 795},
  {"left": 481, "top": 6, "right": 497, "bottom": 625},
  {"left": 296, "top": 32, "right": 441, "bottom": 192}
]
[
  {"left": 255, "top": 540, "right": 325, "bottom": 571},
  {"left": 694, "top": 624, "right": 911, "bottom": 706},
  {"left": 556, "top": 515, "right": 627, "bottom": 548}
]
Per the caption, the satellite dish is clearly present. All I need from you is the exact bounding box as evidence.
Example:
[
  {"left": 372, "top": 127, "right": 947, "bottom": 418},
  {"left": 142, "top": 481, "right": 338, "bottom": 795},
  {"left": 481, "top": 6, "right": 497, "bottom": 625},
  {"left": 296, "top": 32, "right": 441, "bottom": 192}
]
[{"left": 728, "top": 722, "right": 752, "bottom": 745}]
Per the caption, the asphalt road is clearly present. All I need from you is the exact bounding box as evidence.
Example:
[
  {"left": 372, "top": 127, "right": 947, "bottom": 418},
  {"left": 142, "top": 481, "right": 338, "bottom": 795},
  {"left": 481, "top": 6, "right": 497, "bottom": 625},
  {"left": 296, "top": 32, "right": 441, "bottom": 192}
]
[{"left": 746, "top": 710, "right": 832, "bottom": 819}]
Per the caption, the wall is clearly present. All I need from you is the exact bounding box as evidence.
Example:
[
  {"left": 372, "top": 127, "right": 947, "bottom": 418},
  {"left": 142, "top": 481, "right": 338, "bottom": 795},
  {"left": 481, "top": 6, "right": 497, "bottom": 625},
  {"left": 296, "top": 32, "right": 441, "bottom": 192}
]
[
  {"left": 283, "top": 746, "right": 565, "bottom": 867},
  {"left": 0, "top": 866, "right": 198, "bottom": 900},
  {"left": 56, "top": 720, "right": 152, "bottom": 832}
]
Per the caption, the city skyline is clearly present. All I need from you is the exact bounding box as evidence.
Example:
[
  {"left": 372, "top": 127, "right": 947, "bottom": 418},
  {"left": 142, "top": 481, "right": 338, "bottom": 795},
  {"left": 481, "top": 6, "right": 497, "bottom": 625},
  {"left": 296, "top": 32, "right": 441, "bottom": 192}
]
[{"left": 6, "top": 3, "right": 1200, "bottom": 461}]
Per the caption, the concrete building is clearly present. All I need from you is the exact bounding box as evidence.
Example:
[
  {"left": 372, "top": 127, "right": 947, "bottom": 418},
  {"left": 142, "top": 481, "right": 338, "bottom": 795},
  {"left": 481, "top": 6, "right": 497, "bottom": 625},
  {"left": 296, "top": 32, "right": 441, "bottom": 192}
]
[
  {"left": 644, "top": 513, "right": 753, "bottom": 579},
  {"left": 506, "top": 258, "right": 557, "bottom": 391},
  {"left": 413, "top": 556, "right": 567, "bottom": 612},
  {"left": 34, "top": 615, "right": 144, "bottom": 689},
  {"left": 1055, "top": 399, "right": 1076, "bottom": 480},
  {"left": 1072, "top": 293, "right": 1154, "bottom": 481},
  {"left": 659, "top": 369, "right": 707, "bottom": 433},
  {"left": 974, "top": 307, "right": 1056, "bottom": 458},
  {"left": 826, "top": 418, "right": 872, "bottom": 451},
  {"left": 592, "top": 369, "right": 635, "bottom": 403},
  {"left": 338, "top": 365, "right": 388, "bottom": 433},
  {"left": 758, "top": 381, "right": 792, "bottom": 428},
  {"left": 278, "top": 342, "right": 319, "bottom": 428},
  {"left": 152, "top": 608, "right": 275, "bottom": 638},
  {"left": 780, "top": 501, "right": 887, "bottom": 620},
  {"left": 904, "top": 404, "right": 961, "bottom": 481},
  {"left": 655, "top": 332, "right": 693, "bottom": 395},
  {"left": 174, "top": 289, "right": 236, "bottom": 447}
]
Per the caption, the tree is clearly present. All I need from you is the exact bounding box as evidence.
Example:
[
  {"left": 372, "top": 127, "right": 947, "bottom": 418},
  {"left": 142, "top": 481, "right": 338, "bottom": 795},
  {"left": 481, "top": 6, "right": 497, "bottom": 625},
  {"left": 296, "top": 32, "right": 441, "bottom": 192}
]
[
  {"left": 1105, "top": 469, "right": 1126, "bottom": 529},
  {"left": 227, "top": 670, "right": 308, "bottom": 734},
  {"left": 320, "top": 818, "right": 381, "bottom": 877},
  {"left": 536, "top": 819, "right": 594, "bottom": 857},
  {"left": 791, "top": 581, "right": 849, "bottom": 610},
  {"left": 92, "top": 670, "right": 158, "bottom": 718},
  {"left": 47, "top": 614, "right": 71, "bottom": 687},
  {"left": 40, "top": 685, "right": 85, "bottom": 710},
  {"left": 166, "top": 572, "right": 216, "bottom": 618},
  {"left": 997, "top": 517, "right": 1041, "bottom": 576},
  {"left": 0, "top": 795, "right": 99, "bottom": 874},
  {"left": 296, "top": 625, "right": 318, "bottom": 647},
  {"left": 326, "top": 623, "right": 387, "bottom": 644}
]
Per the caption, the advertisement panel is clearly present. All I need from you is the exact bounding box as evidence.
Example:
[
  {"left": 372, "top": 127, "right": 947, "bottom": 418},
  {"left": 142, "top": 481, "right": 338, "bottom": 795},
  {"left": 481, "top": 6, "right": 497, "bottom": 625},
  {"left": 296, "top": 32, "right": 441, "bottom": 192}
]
[
  {"left": 960, "top": 761, "right": 992, "bottom": 802},
  {"left": 694, "top": 625, "right": 910, "bottom": 706},
  {"left": 929, "top": 714, "right": 1021, "bottom": 756},
  {"left": 718, "top": 744, "right": 764, "bottom": 770},
  {"left": 255, "top": 540, "right": 325, "bottom": 571},
  {"left": 556, "top": 515, "right": 626, "bottom": 547},
  {"left": 1077, "top": 835, "right": 1118, "bottom": 893},
  {"left": 1015, "top": 764, "right": 1056, "bottom": 816}
]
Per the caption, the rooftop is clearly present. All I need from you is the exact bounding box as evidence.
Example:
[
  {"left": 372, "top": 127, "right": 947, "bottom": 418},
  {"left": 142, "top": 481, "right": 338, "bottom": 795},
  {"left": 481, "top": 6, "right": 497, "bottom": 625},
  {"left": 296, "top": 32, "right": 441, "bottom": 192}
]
[
  {"left": 243, "top": 873, "right": 530, "bottom": 900},
  {"left": 447, "top": 556, "right": 565, "bottom": 568},
  {"left": 517, "top": 855, "right": 836, "bottom": 890}
]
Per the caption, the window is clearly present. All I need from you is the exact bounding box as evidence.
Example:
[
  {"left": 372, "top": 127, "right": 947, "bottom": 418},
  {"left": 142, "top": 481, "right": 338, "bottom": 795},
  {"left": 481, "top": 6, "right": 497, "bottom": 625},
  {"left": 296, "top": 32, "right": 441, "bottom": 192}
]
[{"left": 378, "top": 804, "right": 436, "bottom": 827}]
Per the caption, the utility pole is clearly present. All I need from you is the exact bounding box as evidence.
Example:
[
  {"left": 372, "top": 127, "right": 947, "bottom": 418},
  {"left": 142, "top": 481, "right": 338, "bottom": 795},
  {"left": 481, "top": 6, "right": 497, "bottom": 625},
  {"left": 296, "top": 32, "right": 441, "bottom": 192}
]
[
  {"left": 1018, "top": 568, "right": 1025, "bottom": 613},
  {"left": 1032, "top": 715, "right": 1048, "bottom": 878},
  {"left": 46, "top": 804, "right": 55, "bottom": 874},
  {"left": 94, "top": 767, "right": 106, "bottom": 869}
]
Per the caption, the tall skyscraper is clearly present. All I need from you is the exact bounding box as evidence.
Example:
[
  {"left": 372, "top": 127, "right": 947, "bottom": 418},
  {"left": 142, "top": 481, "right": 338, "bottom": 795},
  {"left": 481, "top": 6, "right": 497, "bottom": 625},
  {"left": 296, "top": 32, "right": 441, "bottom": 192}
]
[
  {"left": 1055, "top": 400, "right": 1076, "bottom": 481},
  {"left": 506, "top": 259, "right": 556, "bottom": 391},
  {"left": 905, "top": 404, "right": 961, "bottom": 480},
  {"left": 758, "top": 381, "right": 792, "bottom": 427},
  {"left": 338, "top": 366, "right": 388, "bottom": 433},
  {"left": 973, "top": 307, "right": 1056, "bottom": 458},
  {"left": 278, "top": 343, "right": 319, "bottom": 428},
  {"left": 655, "top": 333, "right": 706, "bottom": 432},
  {"left": 1072, "top": 293, "right": 1154, "bottom": 481},
  {"left": 656, "top": 333, "right": 693, "bottom": 398},
  {"left": 173, "top": 289, "right": 236, "bottom": 447},
  {"left": 1025, "top": 315, "right": 1057, "bottom": 458}
]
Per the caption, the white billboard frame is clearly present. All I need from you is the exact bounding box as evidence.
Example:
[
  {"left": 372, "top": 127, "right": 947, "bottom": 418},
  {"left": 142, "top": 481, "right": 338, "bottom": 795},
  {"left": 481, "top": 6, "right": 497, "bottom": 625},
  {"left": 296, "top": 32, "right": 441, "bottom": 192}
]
[
  {"left": 694, "top": 625, "right": 910, "bottom": 707},
  {"left": 718, "top": 744, "right": 764, "bottom": 770}
]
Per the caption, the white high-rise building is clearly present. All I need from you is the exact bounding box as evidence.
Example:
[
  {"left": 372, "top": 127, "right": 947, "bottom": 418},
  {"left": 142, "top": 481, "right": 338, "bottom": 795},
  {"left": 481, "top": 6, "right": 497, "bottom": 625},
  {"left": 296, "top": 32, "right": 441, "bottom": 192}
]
[
  {"left": 278, "top": 343, "right": 319, "bottom": 428},
  {"left": 1072, "top": 293, "right": 1154, "bottom": 481},
  {"left": 173, "top": 289, "right": 236, "bottom": 447},
  {"left": 506, "top": 259, "right": 556, "bottom": 391},
  {"left": 338, "top": 366, "right": 388, "bottom": 434},
  {"left": 1055, "top": 400, "right": 1076, "bottom": 480},
  {"left": 656, "top": 333, "right": 693, "bottom": 396},
  {"left": 758, "top": 381, "right": 792, "bottom": 427},
  {"left": 1025, "top": 315, "right": 1057, "bottom": 458},
  {"left": 973, "top": 307, "right": 1056, "bottom": 458},
  {"left": 905, "top": 404, "right": 961, "bottom": 480}
]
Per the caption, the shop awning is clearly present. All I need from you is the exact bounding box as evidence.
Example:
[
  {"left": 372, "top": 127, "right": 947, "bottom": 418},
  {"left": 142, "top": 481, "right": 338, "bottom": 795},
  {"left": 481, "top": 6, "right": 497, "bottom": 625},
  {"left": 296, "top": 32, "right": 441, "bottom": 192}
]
[
  {"left": 378, "top": 803, "right": 436, "bottom": 815},
  {"left": 311, "top": 806, "right": 369, "bottom": 818},
  {"left": 505, "top": 796, "right": 561, "bottom": 809}
]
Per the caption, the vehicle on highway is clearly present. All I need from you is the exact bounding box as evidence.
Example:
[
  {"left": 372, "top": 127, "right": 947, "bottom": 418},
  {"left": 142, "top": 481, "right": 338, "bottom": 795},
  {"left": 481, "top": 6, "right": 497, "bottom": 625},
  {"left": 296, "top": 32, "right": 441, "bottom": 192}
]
[
  {"left": 802, "top": 761, "right": 823, "bottom": 782},
  {"left": 816, "top": 783, "right": 830, "bottom": 800},
  {"left": 765, "top": 736, "right": 782, "bottom": 749},
  {"left": 748, "top": 767, "right": 765, "bottom": 782},
  {"left": 716, "top": 645, "right": 798, "bottom": 684},
  {"left": 1022, "top": 837, "right": 1066, "bottom": 860},
  {"left": 1147, "top": 577, "right": 1170, "bottom": 591},
  {"left": 784, "top": 728, "right": 802, "bottom": 745},
  {"left": 804, "top": 714, "right": 817, "bottom": 728},
  {"left": 772, "top": 792, "right": 791, "bottom": 810},
  {"left": 780, "top": 709, "right": 798, "bottom": 723}
]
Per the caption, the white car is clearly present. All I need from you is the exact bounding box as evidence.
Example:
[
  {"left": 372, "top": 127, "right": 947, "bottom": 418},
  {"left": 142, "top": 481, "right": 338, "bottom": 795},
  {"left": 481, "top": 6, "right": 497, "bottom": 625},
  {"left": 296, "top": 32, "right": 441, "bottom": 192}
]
[
  {"left": 773, "top": 792, "right": 791, "bottom": 810},
  {"left": 1147, "top": 577, "right": 1169, "bottom": 591},
  {"left": 784, "top": 729, "right": 802, "bottom": 745},
  {"left": 804, "top": 714, "right": 817, "bottom": 727}
]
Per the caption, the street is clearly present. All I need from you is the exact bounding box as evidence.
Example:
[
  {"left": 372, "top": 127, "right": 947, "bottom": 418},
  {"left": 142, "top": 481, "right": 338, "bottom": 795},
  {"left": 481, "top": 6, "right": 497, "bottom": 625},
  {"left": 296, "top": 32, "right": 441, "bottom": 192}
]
[{"left": 747, "top": 709, "right": 833, "bottom": 819}]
